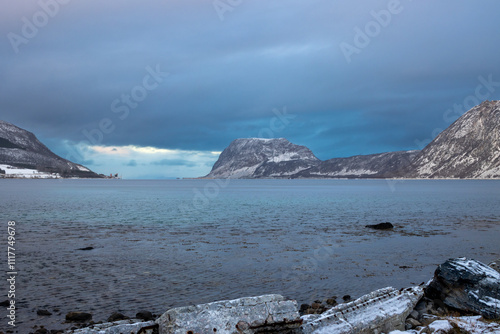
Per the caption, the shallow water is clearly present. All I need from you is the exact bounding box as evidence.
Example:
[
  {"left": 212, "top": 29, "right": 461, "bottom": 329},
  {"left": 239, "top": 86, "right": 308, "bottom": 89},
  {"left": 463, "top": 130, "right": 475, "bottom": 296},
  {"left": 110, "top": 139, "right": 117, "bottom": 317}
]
[{"left": 1, "top": 179, "right": 499, "bottom": 332}]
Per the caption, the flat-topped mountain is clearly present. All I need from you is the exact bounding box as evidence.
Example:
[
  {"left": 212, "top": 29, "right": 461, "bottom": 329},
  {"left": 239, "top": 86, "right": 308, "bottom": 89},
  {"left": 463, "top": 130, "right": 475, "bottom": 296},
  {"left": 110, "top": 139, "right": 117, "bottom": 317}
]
[
  {"left": 204, "top": 100, "right": 500, "bottom": 179},
  {"left": 0, "top": 120, "right": 101, "bottom": 178},
  {"left": 205, "top": 138, "right": 320, "bottom": 178}
]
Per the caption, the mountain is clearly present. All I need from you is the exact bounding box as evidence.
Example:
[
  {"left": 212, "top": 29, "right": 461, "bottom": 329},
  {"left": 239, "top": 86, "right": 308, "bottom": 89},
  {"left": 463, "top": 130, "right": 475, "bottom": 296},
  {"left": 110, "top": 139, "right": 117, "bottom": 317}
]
[
  {"left": 204, "top": 100, "right": 500, "bottom": 179},
  {"left": 0, "top": 120, "right": 101, "bottom": 178},
  {"left": 204, "top": 138, "right": 320, "bottom": 178},
  {"left": 407, "top": 100, "right": 500, "bottom": 178},
  {"left": 293, "top": 150, "right": 419, "bottom": 178}
]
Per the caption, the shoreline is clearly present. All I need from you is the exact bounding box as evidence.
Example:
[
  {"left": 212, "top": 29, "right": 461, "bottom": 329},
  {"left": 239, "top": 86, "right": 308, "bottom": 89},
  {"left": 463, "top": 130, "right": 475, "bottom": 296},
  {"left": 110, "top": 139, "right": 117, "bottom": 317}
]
[{"left": 21, "top": 258, "right": 500, "bottom": 334}]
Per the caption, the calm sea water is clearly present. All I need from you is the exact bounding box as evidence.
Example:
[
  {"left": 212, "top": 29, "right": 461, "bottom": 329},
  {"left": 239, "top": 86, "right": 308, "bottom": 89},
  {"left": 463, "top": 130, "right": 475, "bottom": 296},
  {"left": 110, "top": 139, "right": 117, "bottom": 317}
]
[{"left": 1, "top": 179, "right": 499, "bottom": 332}]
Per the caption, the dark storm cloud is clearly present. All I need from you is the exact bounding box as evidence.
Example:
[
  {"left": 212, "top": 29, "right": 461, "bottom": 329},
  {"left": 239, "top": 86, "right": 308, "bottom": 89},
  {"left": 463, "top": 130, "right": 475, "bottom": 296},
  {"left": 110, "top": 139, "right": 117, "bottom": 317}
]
[{"left": 2, "top": 0, "right": 500, "bottom": 175}]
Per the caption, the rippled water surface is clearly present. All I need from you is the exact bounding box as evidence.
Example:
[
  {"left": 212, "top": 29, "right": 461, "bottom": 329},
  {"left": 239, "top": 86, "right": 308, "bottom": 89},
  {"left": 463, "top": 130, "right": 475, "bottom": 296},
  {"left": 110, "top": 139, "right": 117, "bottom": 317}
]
[{"left": 1, "top": 179, "right": 499, "bottom": 332}]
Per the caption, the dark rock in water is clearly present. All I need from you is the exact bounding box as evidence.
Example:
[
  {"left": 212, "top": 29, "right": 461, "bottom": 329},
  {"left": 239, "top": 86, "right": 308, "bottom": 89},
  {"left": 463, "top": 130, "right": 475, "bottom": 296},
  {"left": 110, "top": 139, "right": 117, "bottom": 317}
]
[
  {"left": 299, "top": 303, "right": 310, "bottom": 313},
  {"left": 135, "top": 310, "right": 153, "bottom": 321},
  {"left": 366, "top": 222, "right": 394, "bottom": 230},
  {"left": 107, "top": 312, "right": 129, "bottom": 322},
  {"left": 77, "top": 246, "right": 94, "bottom": 251},
  {"left": 65, "top": 311, "right": 92, "bottom": 322},
  {"left": 342, "top": 294, "right": 351, "bottom": 302},
  {"left": 310, "top": 302, "right": 322, "bottom": 309},
  {"left": 326, "top": 297, "right": 337, "bottom": 306},
  {"left": 0, "top": 300, "right": 9, "bottom": 307},
  {"left": 36, "top": 309, "right": 52, "bottom": 316},
  {"left": 426, "top": 257, "right": 500, "bottom": 319}
]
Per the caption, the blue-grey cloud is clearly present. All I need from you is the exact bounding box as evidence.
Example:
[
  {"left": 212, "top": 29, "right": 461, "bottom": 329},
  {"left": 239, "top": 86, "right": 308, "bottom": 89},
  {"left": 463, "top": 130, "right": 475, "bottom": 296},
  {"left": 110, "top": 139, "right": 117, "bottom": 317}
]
[
  {"left": 150, "top": 159, "right": 197, "bottom": 167},
  {"left": 125, "top": 159, "right": 137, "bottom": 167}
]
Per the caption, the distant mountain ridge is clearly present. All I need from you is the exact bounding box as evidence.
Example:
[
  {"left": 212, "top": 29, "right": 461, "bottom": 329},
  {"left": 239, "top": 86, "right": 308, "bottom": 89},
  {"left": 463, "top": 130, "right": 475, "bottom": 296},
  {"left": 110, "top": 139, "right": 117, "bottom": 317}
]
[
  {"left": 294, "top": 150, "right": 419, "bottom": 179},
  {"left": 0, "top": 120, "right": 101, "bottom": 178},
  {"left": 204, "top": 100, "right": 500, "bottom": 179}
]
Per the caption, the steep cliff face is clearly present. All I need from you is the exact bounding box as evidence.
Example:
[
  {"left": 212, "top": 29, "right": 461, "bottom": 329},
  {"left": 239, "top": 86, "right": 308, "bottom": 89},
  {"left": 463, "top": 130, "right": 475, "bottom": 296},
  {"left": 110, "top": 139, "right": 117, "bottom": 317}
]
[
  {"left": 0, "top": 120, "right": 101, "bottom": 178},
  {"left": 408, "top": 100, "right": 500, "bottom": 178},
  {"left": 205, "top": 138, "right": 320, "bottom": 178}
]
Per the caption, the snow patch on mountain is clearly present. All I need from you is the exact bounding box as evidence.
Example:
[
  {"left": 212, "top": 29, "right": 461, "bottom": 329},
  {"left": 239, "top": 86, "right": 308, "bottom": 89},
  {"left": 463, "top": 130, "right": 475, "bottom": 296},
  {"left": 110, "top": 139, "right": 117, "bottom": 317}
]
[{"left": 0, "top": 164, "right": 60, "bottom": 178}]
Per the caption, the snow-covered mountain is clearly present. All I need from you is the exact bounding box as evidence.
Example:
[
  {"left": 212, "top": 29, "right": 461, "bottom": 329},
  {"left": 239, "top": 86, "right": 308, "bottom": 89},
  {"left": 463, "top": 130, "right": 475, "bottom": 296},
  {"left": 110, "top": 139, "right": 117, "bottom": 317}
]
[
  {"left": 407, "top": 100, "right": 500, "bottom": 178},
  {"left": 294, "top": 150, "right": 419, "bottom": 178},
  {"left": 205, "top": 138, "right": 320, "bottom": 178},
  {"left": 0, "top": 120, "right": 101, "bottom": 178},
  {"left": 204, "top": 101, "right": 500, "bottom": 179}
]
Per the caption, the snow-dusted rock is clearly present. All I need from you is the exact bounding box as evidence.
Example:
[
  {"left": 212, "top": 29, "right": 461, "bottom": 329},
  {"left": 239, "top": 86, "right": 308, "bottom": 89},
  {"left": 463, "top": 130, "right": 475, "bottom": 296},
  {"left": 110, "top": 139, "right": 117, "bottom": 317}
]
[
  {"left": 205, "top": 138, "right": 320, "bottom": 178},
  {"left": 426, "top": 257, "right": 500, "bottom": 319},
  {"left": 408, "top": 100, "right": 500, "bottom": 178},
  {"left": 156, "top": 294, "right": 302, "bottom": 334},
  {"left": 389, "top": 316, "right": 500, "bottom": 334},
  {"left": 65, "top": 319, "right": 156, "bottom": 334},
  {"left": 301, "top": 286, "right": 423, "bottom": 334}
]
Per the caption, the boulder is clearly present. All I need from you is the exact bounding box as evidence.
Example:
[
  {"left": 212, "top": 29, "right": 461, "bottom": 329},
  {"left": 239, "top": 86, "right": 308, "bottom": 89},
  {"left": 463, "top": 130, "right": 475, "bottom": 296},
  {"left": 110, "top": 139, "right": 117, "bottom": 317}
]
[
  {"left": 66, "top": 319, "right": 156, "bottom": 334},
  {"left": 426, "top": 257, "right": 500, "bottom": 319},
  {"left": 365, "top": 222, "right": 394, "bottom": 230},
  {"left": 301, "top": 286, "right": 423, "bottom": 334},
  {"left": 489, "top": 258, "right": 500, "bottom": 273},
  {"left": 156, "top": 294, "right": 302, "bottom": 334}
]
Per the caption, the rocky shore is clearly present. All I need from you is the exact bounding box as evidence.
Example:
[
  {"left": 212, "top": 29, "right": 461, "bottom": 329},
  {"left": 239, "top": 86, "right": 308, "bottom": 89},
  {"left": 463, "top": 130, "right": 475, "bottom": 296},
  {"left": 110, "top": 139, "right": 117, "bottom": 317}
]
[{"left": 9, "top": 257, "right": 500, "bottom": 334}]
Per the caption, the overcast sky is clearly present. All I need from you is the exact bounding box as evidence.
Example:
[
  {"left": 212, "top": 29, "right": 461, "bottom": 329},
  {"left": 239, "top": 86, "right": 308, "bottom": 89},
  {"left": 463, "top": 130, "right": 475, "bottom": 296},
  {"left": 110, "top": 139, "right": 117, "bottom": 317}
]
[{"left": 1, "top": 0, "right": 500, "bottom": 178}]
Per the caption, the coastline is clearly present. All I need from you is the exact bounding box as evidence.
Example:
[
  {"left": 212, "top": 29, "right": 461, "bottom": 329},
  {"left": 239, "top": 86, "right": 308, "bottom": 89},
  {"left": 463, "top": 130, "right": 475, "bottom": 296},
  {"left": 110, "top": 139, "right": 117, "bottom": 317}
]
[{"left": 21, "top": 257, "right": 500, "bottom": 334}]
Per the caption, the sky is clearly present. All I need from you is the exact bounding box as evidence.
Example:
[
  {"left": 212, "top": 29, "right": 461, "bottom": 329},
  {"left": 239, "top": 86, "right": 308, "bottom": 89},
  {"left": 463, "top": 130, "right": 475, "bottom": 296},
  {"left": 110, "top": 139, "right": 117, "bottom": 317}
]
[{"left": 1, "top": 0, "right": 500, "bottom": 179}]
